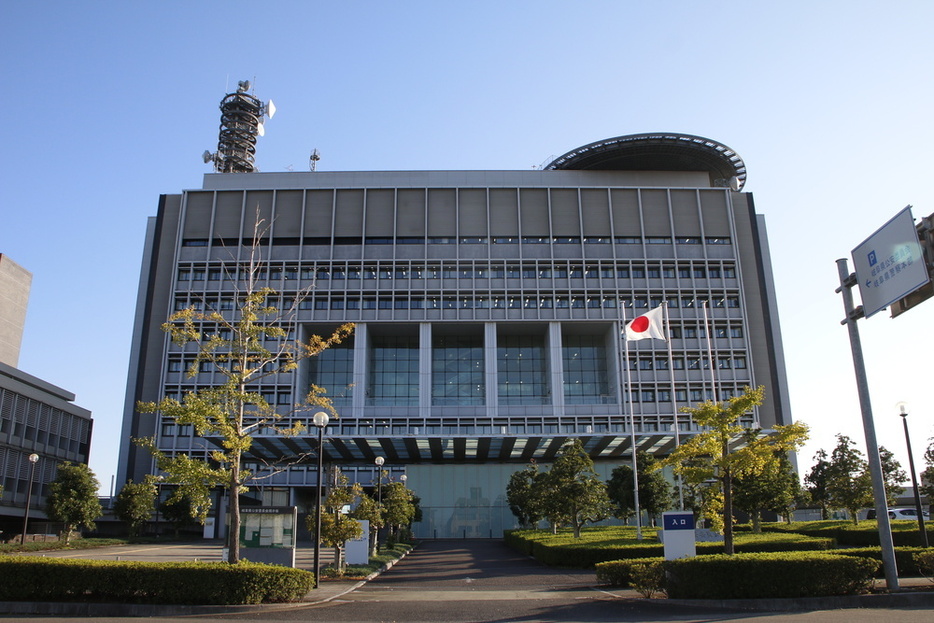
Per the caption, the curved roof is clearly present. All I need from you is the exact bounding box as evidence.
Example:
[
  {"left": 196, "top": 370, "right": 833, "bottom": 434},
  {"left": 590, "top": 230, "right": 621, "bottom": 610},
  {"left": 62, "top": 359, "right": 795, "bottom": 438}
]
[{"left": 545, "top": 133, "right": 746, "bottom": 190}]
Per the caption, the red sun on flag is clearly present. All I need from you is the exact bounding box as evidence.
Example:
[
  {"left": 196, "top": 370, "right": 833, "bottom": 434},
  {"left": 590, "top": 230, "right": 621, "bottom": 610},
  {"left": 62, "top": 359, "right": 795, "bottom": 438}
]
[{"left": 629, "top": 316, "right": 650, "bottom": 333}]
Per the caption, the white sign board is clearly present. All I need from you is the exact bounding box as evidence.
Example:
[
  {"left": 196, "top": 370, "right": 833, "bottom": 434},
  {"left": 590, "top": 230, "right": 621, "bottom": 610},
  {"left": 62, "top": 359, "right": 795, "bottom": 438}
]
[
  {"left": 851, "top": 206, "right": 929, "bottom": 318},
  {"left": 661, "top": 511, "right": 696, "bottom": 560},
  {"left": 346, "top": 520, "right": 370, "bottom": 565}
]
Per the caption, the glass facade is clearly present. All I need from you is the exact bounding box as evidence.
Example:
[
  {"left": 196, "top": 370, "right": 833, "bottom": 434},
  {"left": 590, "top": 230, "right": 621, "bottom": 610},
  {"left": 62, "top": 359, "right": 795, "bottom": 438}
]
[
  {"left": 432, "top": 335, "right": 484, "bottom": 405},
  {"left": 562, "top": 334, "right": 613, "bottom": 404},
  {"left": 497, "top": 334, "right": 548, "bottom": 405},
  {"left": 306, "top": 335, "right": 354, "bottom": 406},
  {"left": 368, "top": 334, "right": 419, "bottom": 406}
]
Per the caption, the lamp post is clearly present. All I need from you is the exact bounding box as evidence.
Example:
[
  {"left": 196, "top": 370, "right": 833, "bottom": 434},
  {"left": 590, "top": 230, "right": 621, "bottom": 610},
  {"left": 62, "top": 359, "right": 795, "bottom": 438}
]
[
  {"left": 896, "top": 401, "right": 929, "bottom": 547},
  {"left": 374, "top": 456, "right": 385, "bottom": 506},
  {"left": 312, "top": 411, "right": 330, "bottom": 588},
  {"left": 374, "top": 456, "right": 385, "bottom": 552},
  {"left": 20, "top": 453, "right": 39, "bottom": 545}
]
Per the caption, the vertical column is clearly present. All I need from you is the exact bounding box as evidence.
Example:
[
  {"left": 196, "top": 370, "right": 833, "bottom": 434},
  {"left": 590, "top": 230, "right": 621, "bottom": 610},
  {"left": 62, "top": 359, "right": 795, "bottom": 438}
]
[
  {"left": 548, "top": 322, "right": 564, "bottom": 409},
  {"left": 420, "top": 323, "right": 432, "bottom": 417},
  {"left": 484, "top": 323, "right": 498, "bottom": 419},
  {"left": 352, "top": 323, "right": 368, "bottom": 415}
]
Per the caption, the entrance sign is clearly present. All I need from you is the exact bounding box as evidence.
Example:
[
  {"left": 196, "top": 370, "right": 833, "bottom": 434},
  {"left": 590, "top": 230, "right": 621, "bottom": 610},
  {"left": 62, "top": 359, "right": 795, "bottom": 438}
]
[
  {"left": 661, "top": 511, "right": 696, "bottom": 560},
  {"left": 852, "top": 206, "right": 929, "bottom": 318}
]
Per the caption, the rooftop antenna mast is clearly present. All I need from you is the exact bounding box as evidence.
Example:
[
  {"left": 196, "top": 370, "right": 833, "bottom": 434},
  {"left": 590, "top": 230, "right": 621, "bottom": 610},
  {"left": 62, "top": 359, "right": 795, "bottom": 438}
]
[
  {"left": 309, "top": 148, "right": 321, "bottom": 172},
  {"left": 202, "top": 80, "right": 276, "bottom": 173}
]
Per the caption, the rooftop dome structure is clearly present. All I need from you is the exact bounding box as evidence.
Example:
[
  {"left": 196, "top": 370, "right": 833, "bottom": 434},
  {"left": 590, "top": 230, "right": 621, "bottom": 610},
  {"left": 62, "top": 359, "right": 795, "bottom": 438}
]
[{"left": 545, "top": 133, "right": 746, "bottom": 191}]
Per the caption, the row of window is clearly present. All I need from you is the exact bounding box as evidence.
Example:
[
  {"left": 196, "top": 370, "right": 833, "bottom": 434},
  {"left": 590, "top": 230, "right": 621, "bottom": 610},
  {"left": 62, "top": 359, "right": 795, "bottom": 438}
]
[
  {"left": 178, "top": 263, "right": 738, "bottom": 282},
  {"left": 175, "top": 294, "right": 743, "bottom": 312},
  {"left": 182, "top": 235, "right": 732, "bottom": 248},
  {"left": 156, "top": 385, "right": 746, "bottom": 440}
]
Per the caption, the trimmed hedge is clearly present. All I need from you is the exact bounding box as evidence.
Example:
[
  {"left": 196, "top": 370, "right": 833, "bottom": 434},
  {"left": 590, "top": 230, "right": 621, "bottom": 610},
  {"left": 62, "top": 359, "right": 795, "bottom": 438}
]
[
  {"left": 830, "top": 546, "right": 934, "bottom": 577},
  {"left": 0, "top": 557, "right": 313, "bottom": 604},
  {"left": 505, "top": 529, "right": 832, "bottom": 568},
  {"left": 765, "top": 520, "right": 934, "bottom": 547},
  {"left": 664, "top": 552, "right": 879, "bottom": 599}
]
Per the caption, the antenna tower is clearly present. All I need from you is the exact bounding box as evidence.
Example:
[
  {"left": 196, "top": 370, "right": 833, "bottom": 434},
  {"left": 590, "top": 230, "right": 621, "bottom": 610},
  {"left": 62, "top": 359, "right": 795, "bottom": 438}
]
[{"left": 203, "top": 80, "right": 275, "bottom": 173}]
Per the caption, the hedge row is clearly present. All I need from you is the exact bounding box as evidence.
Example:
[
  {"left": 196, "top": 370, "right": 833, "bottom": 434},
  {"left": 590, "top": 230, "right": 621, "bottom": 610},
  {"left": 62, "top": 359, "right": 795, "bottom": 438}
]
[
  {"left": 0, "top": 557, "right": 313, "bottom": 605},
  {"left": 597, "top": 552, "right": 879, "bottom": 599},
  {"left": 828, "top": 546, "right": 934, "bottom": 577},
  {"left": 765, "top": 520, "right": 934, "bottom": 547},
  {"left": 505, "top": 529, "right": 832, "bottom": 568}
]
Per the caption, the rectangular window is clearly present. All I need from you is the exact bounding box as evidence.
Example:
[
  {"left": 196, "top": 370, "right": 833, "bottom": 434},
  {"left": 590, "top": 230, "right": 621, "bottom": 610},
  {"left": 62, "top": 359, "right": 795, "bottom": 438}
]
[
  {"left": 432, "top": 335, "right": 485, "bottom": 406},
  {"left": 499, "top": 333, "right": 548, "bottom": 405},
  {"left": 368, "top": 335, "right": 419, "bottom": 406}
]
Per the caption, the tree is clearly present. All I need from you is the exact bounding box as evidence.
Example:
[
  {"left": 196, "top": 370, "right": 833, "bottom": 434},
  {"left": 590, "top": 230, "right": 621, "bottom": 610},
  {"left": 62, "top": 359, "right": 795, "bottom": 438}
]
[
  {"left": 307, "top": 472, "right": 364, "bottom": 574},
  {"left": 825, "top": 434, "right": 873, "bottom": 524},
  {"left": 351, "top": 492, "right": 384, "bottom": 556},
  {"left": 113, "top": 479, "right": 157, "bottom": 536},
  {"left": 541, "top": 439, "right": 612, "bottom": 538},
  {"left": 655, "top": 386, "right": 809, "bottom": 554},
  {"left": 607, "top": 451, "right": 672, "bottom": 526},
  {"left": 920, "top": 439, "right": 934, "bottom": 511},
  {"left": 45, "top": 462, "right": 103, "bottom": 544},
  {"left": 805, "top": 449, "right": 832, "bottom": 520},
  {"left": 382, "top": 481, "right": 416, "bottom": 543},
  {"left": 136, "top": 220, "right": 354, "bottom": 563},
  {"left": 732, "top": 446, "right": 800, "bottom": 531},
  {"left": 506, "top": 464, "right": 546, "bottom": 528},
  {"left": 879, "top": 446, "right": 906, "bottom": 506},
  {"left": 159, "top": 492, "right": 199, "bottom": 538}
]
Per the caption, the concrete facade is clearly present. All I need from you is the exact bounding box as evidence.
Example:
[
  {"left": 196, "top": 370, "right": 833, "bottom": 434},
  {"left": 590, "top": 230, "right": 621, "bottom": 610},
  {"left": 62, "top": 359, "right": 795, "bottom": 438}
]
[
  {"left": 117, "top": 134, "right": 792, "bottom": 538},
  {"left": 0, "top": 255, "right": 31, "bottom": 368}
]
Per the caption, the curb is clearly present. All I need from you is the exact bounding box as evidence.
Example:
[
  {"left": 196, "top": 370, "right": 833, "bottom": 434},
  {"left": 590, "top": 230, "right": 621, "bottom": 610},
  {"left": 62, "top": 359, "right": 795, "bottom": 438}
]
[{"left": 631, "top": 589, "right": 934, "bottom": 612}]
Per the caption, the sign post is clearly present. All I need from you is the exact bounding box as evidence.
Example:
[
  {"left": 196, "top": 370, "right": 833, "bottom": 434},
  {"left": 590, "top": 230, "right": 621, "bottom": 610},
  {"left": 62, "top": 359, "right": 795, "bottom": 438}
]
[
  {"left": 661, "top": 511, "right": 696, "bottom": 560},
  {"left": 851, "top": 206, "right": 929, "bottom": 318}
]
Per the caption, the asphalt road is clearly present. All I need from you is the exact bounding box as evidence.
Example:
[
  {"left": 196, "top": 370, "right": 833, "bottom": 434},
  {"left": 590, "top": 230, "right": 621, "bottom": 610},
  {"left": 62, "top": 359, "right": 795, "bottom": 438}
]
[{"left": 5, "top": 539, "right": 934, "bottom": 622}]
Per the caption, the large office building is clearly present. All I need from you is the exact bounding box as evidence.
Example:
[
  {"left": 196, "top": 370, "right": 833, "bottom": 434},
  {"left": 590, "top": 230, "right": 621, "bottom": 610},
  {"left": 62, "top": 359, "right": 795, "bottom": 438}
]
[
  {"left": 117, "top": 127, "right": 791, "bottom": 538},
  {"left": 0, "top": 256, "right": 93, "bottom": 533}
]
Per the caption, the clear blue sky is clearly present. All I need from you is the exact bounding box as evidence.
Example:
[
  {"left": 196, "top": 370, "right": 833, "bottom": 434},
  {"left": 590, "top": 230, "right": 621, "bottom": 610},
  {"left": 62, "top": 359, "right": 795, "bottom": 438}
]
[{"left": 2, "top": 2, "right": 932, "bottom": 494}]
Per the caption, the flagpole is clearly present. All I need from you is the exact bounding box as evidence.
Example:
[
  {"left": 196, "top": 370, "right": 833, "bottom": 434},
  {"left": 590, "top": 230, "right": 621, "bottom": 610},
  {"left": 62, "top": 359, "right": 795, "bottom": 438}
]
[
  {"left": 620, "top": 308, "right": 643, "bottom": 540},
  {"left": 701, "top": 300, "right": 718, "bottom": 402},
  {"left": 662, "top": 302, "right": 684, "bottom": 510}
]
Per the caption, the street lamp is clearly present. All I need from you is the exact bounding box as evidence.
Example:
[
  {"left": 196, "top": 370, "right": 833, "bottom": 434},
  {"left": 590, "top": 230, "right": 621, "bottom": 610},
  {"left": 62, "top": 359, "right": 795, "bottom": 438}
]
[
  {"left": 312, "top": 411, "right": 330, "bottom": 588},
  {"left": 896, "top": 401, "right": 929, "bottom": 547},
  {"left": 374, "top": 456, "right": 385, "bottom": 506},
  {"left": 20, "top": 453, "right": 39, "bottom": 545}
]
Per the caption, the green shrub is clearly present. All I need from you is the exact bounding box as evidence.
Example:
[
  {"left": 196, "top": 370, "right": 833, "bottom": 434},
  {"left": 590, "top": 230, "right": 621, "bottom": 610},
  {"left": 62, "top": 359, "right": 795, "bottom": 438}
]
[
  {"left": 630, "top": 561, "right": 665, "bottom": 598},
  {"left": 664, "top": 552, "right": 878, "bottom": 599},
  {"left": 830, "top": 546, "right": 933, "bottom": 577},
  {"left": 0, "top": 557, "right": 313, "bottom": 604},
  {"left": 0, "top": 537, "right": 130, "bottom": 554},
  {"left": 912, "top": 550, "right": 934, "bottom": 582},
  {"left": 595, "top": 556, "right": 662, "bottom": 586},
  {"left": 507, "top": 527, "right": 830, "bottom": 568},
  {"left": 765, "top": 520, "right": 934, "bottom": 547}
]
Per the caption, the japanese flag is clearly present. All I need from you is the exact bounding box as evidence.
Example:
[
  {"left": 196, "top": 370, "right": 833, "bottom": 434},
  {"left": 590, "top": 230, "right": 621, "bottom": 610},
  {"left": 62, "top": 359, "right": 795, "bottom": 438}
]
[{"left": 625, "top": 306, "right": 667, "bottom": 341}]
